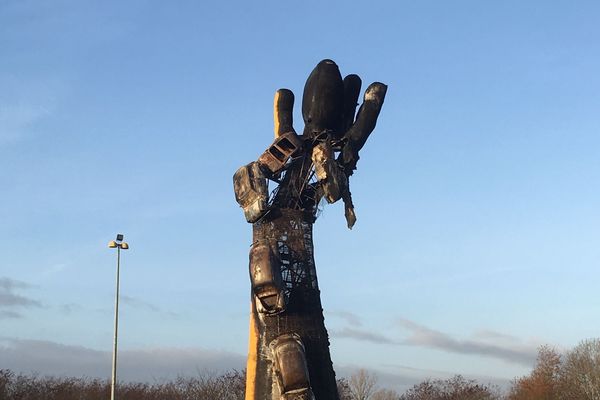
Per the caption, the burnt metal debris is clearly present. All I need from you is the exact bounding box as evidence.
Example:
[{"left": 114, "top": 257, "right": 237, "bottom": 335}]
[{"left": 234, "top": 59, "right": 387, "bottom": 400}]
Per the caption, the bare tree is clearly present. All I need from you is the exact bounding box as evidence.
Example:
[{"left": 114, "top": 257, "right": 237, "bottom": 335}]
[
  {"left": 401, "top": 375, "right": 499, "bottom": 400},
  {"left": 349, "top": 369, "right": 378, "bottom": 400},
  {"left": 559, "top": 339, "right": 600, "bottom": 400},
  {"left": 372, "top": 388, "right": 401, "bottom": 400},
  {"left": 508, "top": 345, "right": 561, "bottom": 400},
  {"left": 0, "top": 368, "right": 246, "bottom": 400},
  {"left": 337, "top": 377, "right": 353, "bottom": 400}
]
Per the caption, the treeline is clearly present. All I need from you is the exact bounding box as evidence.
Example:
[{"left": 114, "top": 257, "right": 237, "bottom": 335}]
[
  {"left": 342, "top": 338, "right": 600, "bottom": 400},
  {"left": 507, "top": 338, "right": 600, "bottom": 400},
  {"left": 0, "top": 370, "right": 245, "bottom": 400},
  {"left": 2, "top": 339, "right": 599, "bottom": 400}
]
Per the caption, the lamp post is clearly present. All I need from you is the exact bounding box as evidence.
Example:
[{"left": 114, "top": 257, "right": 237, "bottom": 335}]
[{"left": 108, "top": 234, "right": 129, "bottom": 400}]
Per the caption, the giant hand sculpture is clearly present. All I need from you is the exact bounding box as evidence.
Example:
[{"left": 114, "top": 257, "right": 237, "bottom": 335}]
[{"left": 234, "top": 59, "right": 386, "bottom": 400}]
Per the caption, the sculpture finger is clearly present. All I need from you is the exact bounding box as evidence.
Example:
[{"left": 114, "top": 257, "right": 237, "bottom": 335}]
[
  {"left": 340, "top": 74, "right": 362, "bottom": 135},
  {"left": 273, "top": 88, "right": 295, "bottom": 138},
  {"left": 340, "top": 82, "right": 387, "bottom": 173}
]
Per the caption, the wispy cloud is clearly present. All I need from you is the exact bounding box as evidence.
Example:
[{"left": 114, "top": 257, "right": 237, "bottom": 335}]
[
  {"left": 0, "top": 103, "right": 52, "bottom": 145},
  {"left": 0, "top": 277, "right": 41, "bottom": 318},
  {"left": 327, "top": 310, "right": 363, "bottom": 327},
  {"left": 121, "top": 295, "right": 179, "bottom": 318},
  {"left": 41, "top": 263, "right": 69, "bottom": 277},
  {"left": 473, "top": 329, "right": 522, "bottom": 342},
  {"left": 331, "top": 315, "right": 538, "bottom": 366},
  {"left": 0, "top": 338, "right": 245, "bottom": 381},
  {"left": 0, "top": 310, "right": 22, "bottom": 319},
  {"left": 332, "top": 327, "right": 397, "bottom": 345},
  {"left": 397, "top": 318, "right": 537, "bottom": 366},
  {"left": 121, "top": 295, "right": 160, "bottom": 312},
  {"left": 58, "top": 303, "right": 82, "bottom": 315},
  {"left": 0, "top": 76, "right": 63, "bottom": 146},
  {"left": 0, "top": 277, "right": 31, "bottom": 291}
]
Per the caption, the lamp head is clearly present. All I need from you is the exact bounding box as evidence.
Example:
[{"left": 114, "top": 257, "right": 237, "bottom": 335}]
[
  {"left": 120, "top": 242, "right": 129, "bottom": 250},
  {"left": 108, "top": 240, "right": 118, "bottom": 248}
]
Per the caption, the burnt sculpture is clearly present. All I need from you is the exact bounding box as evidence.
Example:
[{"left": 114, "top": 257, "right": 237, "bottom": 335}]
[{"left": 234, "top": 59, "right": 387, "bottom": 400}]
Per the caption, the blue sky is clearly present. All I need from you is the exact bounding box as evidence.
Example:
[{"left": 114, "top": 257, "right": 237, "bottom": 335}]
[{"left": 1, "top": 0, "right": 599, "bottom": 392}]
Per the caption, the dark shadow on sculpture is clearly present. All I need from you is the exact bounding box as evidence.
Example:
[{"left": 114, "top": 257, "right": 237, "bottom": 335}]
[{"left": 234, "top": 59, "right": 387, "bottom": 400}]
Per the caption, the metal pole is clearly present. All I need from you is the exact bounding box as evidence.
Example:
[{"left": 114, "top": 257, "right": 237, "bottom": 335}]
[{"left": 111, "top": 246, "right": 120, "bottom": 400}]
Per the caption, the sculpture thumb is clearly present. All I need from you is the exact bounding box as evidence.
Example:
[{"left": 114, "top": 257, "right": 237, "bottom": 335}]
[{"left": 273, "top": 89, "right": 295, "bottom": 138}]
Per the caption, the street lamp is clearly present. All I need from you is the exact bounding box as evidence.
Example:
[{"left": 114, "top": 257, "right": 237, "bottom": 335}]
[{"left": 108, "top": 234, "right": 129, "bottom": 400}]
